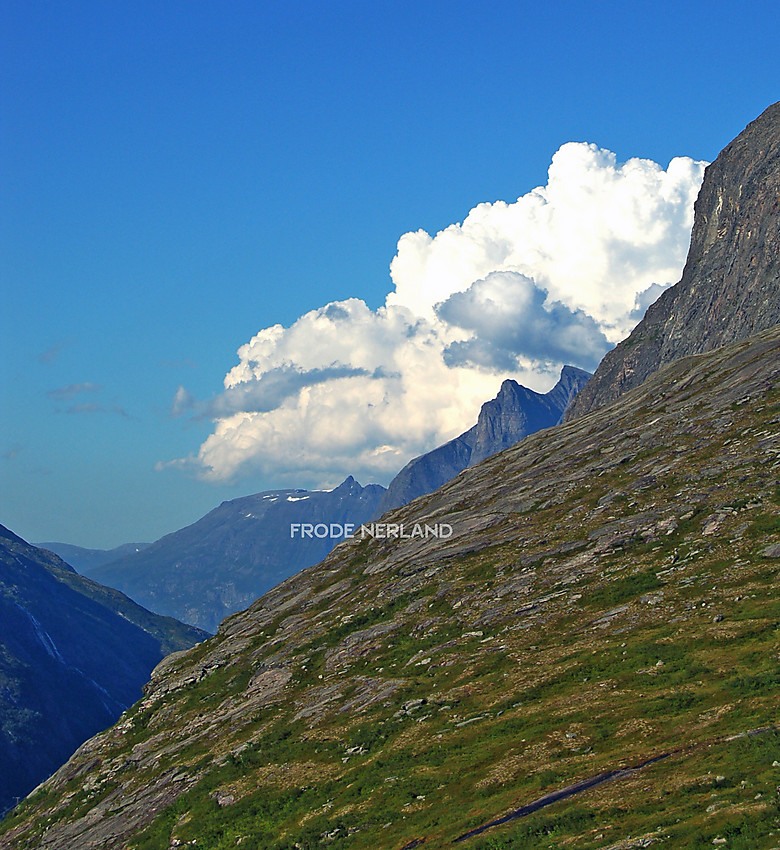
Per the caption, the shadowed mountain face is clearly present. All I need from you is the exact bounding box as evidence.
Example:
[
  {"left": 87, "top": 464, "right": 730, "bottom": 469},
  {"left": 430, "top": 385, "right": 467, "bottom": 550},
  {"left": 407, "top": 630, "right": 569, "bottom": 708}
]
[
  {"left": 90, "top": 477, "right": 386, "bottom": 633},
  {"left": 377, "top": 365, "right": 591, "bottom": 514},
  {"left": 38, "top": 541, "right": 151, "bottom": 578},
  {"left": 0, "top": 526, "right": 206, "bottom": 816},
  {"left": 565, "top": 100, "right": 780, "bottom": 421}
]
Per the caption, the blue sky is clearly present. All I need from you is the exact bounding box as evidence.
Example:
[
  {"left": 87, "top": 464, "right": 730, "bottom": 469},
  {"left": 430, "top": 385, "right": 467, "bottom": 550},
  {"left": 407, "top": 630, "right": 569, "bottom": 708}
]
[{"left": 1, "top": 0, "right": 778, "bottom": 548}]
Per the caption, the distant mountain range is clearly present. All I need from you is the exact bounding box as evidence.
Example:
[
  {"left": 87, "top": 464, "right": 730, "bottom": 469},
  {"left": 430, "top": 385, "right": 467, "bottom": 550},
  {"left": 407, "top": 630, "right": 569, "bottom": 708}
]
[
  {"left": 45, "top": 368, "right": 590, "bottom": 634},
  {"left": 377, "top": 365, "right": 591, "bottom": 513},
  {"left": 0, "top": 525, "right": 206, "bottom": 816},
  {"left": 88, "top": 476, "right": 386, "bottom": 633},
  {"left": 0, "top": 366, "right": 592, "bottom": 820},
  {"left": 38, "top": 540, "right": 151, "bottom": 578}
]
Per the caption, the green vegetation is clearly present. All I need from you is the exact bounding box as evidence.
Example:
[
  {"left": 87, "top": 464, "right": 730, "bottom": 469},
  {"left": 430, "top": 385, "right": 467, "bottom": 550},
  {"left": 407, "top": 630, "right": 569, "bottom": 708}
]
[
  {"left": 747, "top": 512, "right": 780, "bottom": 537},
  {"left": 586, "top": 568, "right": 663, "bottom": 607},
  {"left": 3, "top": 331, "right": 780, "bottom": 849}
]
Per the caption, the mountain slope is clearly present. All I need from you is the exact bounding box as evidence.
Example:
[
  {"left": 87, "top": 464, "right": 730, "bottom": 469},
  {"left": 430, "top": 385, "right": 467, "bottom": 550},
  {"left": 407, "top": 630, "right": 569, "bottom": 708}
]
[
  {"left": 565, "top": 100, "right": 780, "bottom": 421},
  {"left": 378, "top": 365, "right": 591, "bottom": 513},
  {"left": 0, "top": 527, "right": 206, "bottom": 816},
  {"left": 91, "top": 477, "right": 386, "bottom": 633},
  {"left": 38, "top": 541, "right": 151, "bottom": 578},
  {"left": 2, "top": 326, "right": 777, "bottom": 849}
]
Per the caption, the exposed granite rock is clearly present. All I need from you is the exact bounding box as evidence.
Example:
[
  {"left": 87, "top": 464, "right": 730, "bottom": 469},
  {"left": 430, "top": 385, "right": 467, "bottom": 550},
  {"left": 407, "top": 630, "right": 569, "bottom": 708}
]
[
  {"left": 565, "top": 101, "right": 780, "bottom": 421},
  {"left": 3, "top": 324, "right": 777, "bottom": 850}
]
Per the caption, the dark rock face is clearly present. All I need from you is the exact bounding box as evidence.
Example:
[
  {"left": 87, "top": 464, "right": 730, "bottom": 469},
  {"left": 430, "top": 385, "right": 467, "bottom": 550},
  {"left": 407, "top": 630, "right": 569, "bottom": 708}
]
[
  {"left": 565, "top": 101, "right": 780, "bottom": 421},
  {"left": 377, "top": 365, "right": 591, "bottom": 513},
  {"left": 0, "top": 526, "right": 206, "bottom": 816},
  {"left": 375, "top": 435, "right": 474, "bottom": 515},
  {"left": 91, "top": 476, "right": 386, "bottom": 633}
]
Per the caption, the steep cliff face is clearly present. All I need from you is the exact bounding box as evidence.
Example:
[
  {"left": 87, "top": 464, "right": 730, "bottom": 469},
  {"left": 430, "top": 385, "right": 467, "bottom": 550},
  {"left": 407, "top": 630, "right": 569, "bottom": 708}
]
[
  {"left": 377, "top": 365, "right": 591, "bottom": 513},
  {"left": 565, "top": 101, "right": 780, "bottom": 421},
  {"left": 468, "top": 367, "right": 590, "bottom": 465}
]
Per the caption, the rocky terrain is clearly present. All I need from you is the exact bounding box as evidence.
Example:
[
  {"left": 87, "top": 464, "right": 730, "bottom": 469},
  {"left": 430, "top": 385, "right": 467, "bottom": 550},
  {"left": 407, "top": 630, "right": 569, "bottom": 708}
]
[
  {"left": 378, "top": 366, "right": 590, "bottom": 513},
  {"left": 1, "top": 105, "right": 778, "bottom": 850},
  {"left": 0, "top": 528, "right": 206, "bottom": 817},
  {"left": 90, "top": 477, "right": 385, "bottom": 633},
  {"left": 1, "top": 326, "right": 776, "bottom": 848},
  {"left": 566, "top": 100, "right": 780, "bottom": 420}
]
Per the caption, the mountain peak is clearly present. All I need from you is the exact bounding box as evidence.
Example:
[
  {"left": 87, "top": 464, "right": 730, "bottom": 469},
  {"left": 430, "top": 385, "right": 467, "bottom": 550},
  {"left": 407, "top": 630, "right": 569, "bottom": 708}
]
[
  {"left": 377, "top": 365, "right": 591, "bottom": 513},
  {"left": 559, "top": 364, "right": 593, "bottom": 381},
  {"left": 565, "top": 101, "right": 780, "bottom": 420},
  {"left": 0, "top": 523, "right": 29, "bottom": 548},
  {"left": 87, "top": 479, "right": 386, "bottom": 632}
]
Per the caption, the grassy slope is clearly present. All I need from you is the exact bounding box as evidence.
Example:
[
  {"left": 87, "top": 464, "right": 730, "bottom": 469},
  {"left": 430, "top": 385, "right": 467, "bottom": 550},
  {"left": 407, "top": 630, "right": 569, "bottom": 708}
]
[{"left": 1, "top": 328, "right": 779, "bottom": 849}]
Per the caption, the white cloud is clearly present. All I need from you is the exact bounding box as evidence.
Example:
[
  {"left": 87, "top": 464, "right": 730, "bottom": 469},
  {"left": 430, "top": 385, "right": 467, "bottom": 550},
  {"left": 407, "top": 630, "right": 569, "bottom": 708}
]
[
  {"left": 186, "top": 300, "right": 500, "bottom": 483},
  {"left": 169, "top": 143, "right": 706, "bottom": 484},
  {"left": 387, "top": 143, "right": 704, "bottom": 340},
  {"left": 436, "top": 271, "right": 611, "bottom": 372},
  {"left": 170, "top": 385, "right": 197, "bottom": 417}
]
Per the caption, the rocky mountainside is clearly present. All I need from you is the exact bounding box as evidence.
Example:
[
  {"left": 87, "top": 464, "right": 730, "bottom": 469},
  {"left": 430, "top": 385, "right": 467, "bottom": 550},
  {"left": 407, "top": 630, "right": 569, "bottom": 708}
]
[
  {"left": 90, "top": 477, "right": 386, "bottom": 633},
  {"left": 378, "top": 366, "right": 591, "bottom": 513},
  {"left": 2, "top": 326, "right": 777, "bottom": 849},
  {"left": 565, "top": 100, "right": 780, "bottom": 421},
  {"left": 3, "top": 105, "right": 779, "bottom": 850},
  {"left": 0, "top": 527, "right": 206, "bottom": 817},
  {"left": 38, "top": 541, "right": 151, "bottom": 578}
]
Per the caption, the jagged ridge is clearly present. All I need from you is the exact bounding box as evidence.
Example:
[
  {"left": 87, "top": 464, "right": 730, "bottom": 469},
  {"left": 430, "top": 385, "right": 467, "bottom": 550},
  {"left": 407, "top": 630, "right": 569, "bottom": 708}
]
[
  {"left": 565, "top": 100, "right": 780, "bottom": 421},
  {"left": 378, "top": 365, "right": 591, "bottom": 514}
]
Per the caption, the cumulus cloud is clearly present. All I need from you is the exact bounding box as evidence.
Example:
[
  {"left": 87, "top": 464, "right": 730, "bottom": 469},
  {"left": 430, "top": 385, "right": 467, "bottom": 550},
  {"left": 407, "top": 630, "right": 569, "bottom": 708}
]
[
  {"left": 168, "top": 142, "right": 706, "bottom": 484},
  {"left": 177, "top": 300, "right": 495, "bottom": 482},
  {"left": 436, "top": 272, "right": 611, "bottom": 372},
  {"left": 387, "top": 143, "right": 703, "bottom": 340}
]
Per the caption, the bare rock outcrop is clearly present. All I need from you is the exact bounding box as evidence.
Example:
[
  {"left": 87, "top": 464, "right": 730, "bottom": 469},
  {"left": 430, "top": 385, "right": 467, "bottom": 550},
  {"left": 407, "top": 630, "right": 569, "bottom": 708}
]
[{"left": 565, "top": 101, "right": 780, "bottom": 421}]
